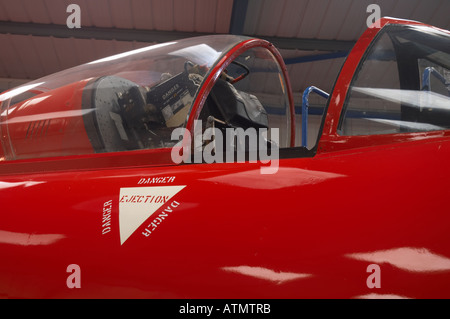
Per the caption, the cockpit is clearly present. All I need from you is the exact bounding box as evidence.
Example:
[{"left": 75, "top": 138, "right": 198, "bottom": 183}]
[{"left": 0, "top": 35, "right": 292, "bottom": 162}]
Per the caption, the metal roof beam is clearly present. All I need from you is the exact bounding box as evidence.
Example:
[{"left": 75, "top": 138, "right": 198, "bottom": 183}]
[
  {"left": 0, "top": 21, "right": 210, "bottom": 43},
  {"left": 284, "top": 51, "right": 349, "bottom": 65},
  {"left": 0, "top": 21, "right": 356, "bottom": 52},
  {"left": 260, "top": 36, "right": 355, "bottom": 52}
]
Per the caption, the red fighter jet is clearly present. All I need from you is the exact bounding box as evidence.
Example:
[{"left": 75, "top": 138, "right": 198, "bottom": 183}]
[{"left": 0, "top": 17, "right": 449, "bottom": 298}]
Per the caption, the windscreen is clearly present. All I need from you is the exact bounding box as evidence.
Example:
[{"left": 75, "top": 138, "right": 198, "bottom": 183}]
[{"left": 339, "top": 24, "right": 450, "bottom": 136}]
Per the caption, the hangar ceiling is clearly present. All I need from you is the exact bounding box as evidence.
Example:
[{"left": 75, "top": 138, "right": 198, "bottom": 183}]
[{"left": 0, "top": 0, "right": 449, "bottom": 105}]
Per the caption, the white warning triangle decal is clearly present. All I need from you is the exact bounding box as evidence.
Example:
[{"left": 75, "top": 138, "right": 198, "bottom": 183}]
[{"left": 119, "top": 185, "right": 186, "bottom": 245}]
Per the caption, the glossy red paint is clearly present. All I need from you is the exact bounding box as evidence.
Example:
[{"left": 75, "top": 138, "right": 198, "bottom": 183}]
[{"left": 1, "top": 18, "right": 450, "bottom": 299}]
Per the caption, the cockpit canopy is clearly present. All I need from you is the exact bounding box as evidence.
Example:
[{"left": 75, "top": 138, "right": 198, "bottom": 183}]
[
  {"left": 1, "top": 35, "right": 269, "bottom": 160},
  {"left": 0, "top": 33, "right": 293, "bottom": 162}
]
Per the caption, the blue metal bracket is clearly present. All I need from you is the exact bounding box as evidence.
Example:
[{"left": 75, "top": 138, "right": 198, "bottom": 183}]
[
  {"left": 301, "top": 86, "right": 329, "bottom": 147},
  {"left": 422, "top": 67, "right": 450, "bottom": 96}
]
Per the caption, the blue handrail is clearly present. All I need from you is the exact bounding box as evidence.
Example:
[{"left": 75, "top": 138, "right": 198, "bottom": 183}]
[
  {"left": 301, "top": 86, "right": 329, "bottom": 147},
  {"left": 422, "top": 67, "right": 450, "bottom": 96}
]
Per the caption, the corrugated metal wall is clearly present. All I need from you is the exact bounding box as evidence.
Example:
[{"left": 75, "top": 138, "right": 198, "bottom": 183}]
[{"left": 0, "top": 0, "right": 448, "bottom": 94}]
